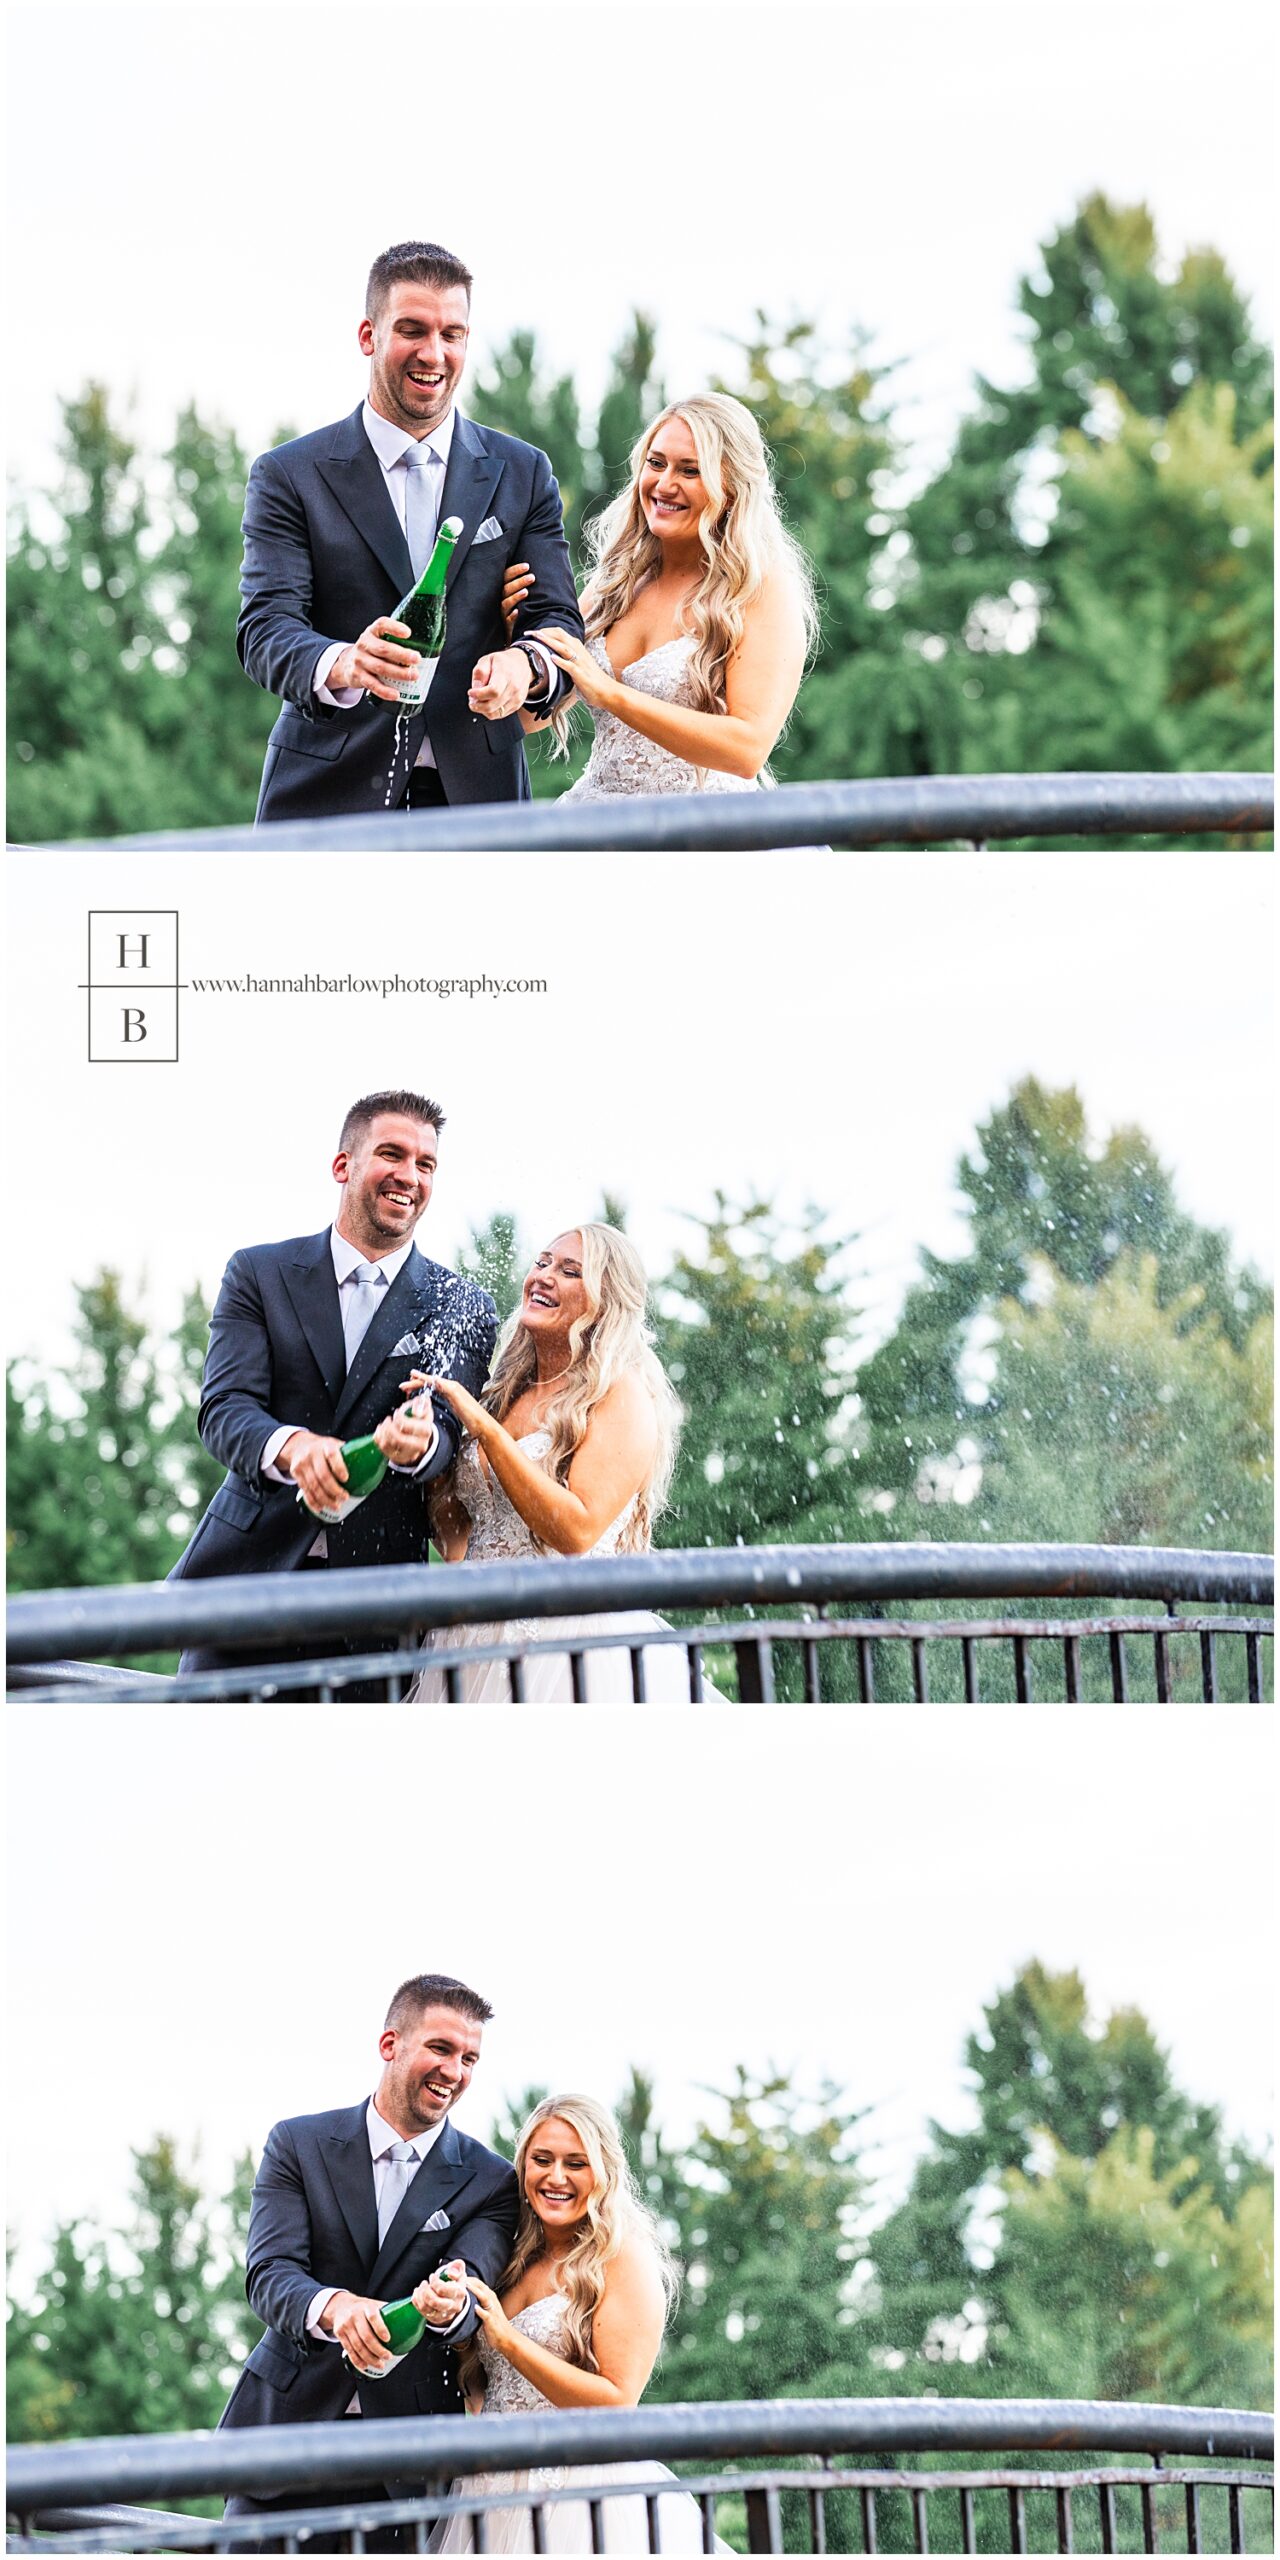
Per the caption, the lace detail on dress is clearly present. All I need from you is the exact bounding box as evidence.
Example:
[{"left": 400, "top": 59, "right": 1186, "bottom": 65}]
[
  {"left": 454, "top": 1434, "right": 637, "bottom": 1565},
  {"left": 477, "top": 2293, "right": 570, "bottom": 2418},
  {"left": 563, "top": 637, "right": 759, "bottom": 799}
]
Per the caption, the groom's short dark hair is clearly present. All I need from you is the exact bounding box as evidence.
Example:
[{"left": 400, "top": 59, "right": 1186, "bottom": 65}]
[
  {"left": 340, "top": 1090, "right": 447, "bottom": 1151},
  {"left": 385, "top": 1972, "right": 494, "bottom": 2032},
  {"left": 367, "top": 242, "right": 473, "bottom": 319}
]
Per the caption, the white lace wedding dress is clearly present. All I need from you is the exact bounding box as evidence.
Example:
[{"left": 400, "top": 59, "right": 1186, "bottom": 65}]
[
  {"left": 561, "top": 637, "right": 762, "bottom": 799},
  {"left": 406, "top": 1435, "right": 721, "bottom": 1704},
  {"left": 429, "top": 2293, "right": 731, "bottom": 2553}
]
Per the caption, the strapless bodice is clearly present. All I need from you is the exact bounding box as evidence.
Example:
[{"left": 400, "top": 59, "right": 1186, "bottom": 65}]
[
  {"left": 563, "top": 635, "right": 760, "bottom": 798},
  {"left": 455, "top": 1433, "right": 637, "bottom": 1562},
  {"left": 477, "top": 2292, "right": 570, "bottom": 2416}
]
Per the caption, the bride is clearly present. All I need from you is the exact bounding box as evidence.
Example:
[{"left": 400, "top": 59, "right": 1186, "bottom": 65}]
[
  {"left": 377, "top": 1224, "right": 717, "bottom": 1702},
  {"left": 501, "top": 392, "right": 816, "bottom": 798},
  {"left": 425, "top": 2095, "right": 730, "bottom": 2555}
]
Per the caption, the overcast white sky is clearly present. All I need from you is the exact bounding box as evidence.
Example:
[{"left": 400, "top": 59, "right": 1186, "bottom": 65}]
[
  {"left": 7, "top": 1705, "right": 1274, "bottom": 2280},
  {"left": 6, "top": 1, "right": 1275, "bottom": 500},
  {"left": 5, "top": 847, "right": 1274, "bottom": 1380}
]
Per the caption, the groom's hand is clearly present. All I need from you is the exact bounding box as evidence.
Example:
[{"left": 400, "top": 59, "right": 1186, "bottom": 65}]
[
  {"left": 468, "top": 647, "right": 533, "bottom": 719},
  {"left": 328, "top": 618, "right": 420, "bottom": 703},
  {"left": 321, "top": 2289, "right": 393, "bottom": 2372},
  {"left": 278, "top": 1429, "right": 349, "bottom": 1515}
]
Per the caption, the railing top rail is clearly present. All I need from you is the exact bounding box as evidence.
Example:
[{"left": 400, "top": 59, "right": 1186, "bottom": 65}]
[
  {"left": 7, "top": 2399, "right": 1273, "bottom": 2508},
  {"left": 7, "top": 1541, "right": 1273, "bottom": 1663},
  {"left": 48, "top": 770, "right": 1274, "bottom": 853}
]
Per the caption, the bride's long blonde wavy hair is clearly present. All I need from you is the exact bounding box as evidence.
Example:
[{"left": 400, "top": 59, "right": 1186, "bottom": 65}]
[
  {"left": 479, "top": 1224, "right": 680, "bottom": 1551},
  {"left": 578, "top": 393, "right": 818, "bottom": 767},
  {"left": 457, "top": 2095, "right": 677, "bottom": 2403}
]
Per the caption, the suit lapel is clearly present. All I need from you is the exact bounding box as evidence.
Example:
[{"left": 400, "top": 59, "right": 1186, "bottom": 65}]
[
  {"left": 333, "top": 1247, "right": 438, "bottom": 1431},
  {"left": 368, "top": 2119, "right": 470, "bottom": 2294},
  {"left": 438, "top": 414, "right": 503, "bottom": 594},
  {"left": 319, "top": 2102, "right": 379, "bottom": 2267},
  {"left": 316, "top": 406, "right": 413, "bottom": 596},
  {"left": 280, "top": 1232, "right": 346, "bottom": 1407}
]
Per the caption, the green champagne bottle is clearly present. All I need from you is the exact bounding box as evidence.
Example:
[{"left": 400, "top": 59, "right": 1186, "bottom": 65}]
[
  {"left": 295, "top": 1432, "right": 388, "bottom": 1524},
  {"left": 390, "top": 514, "right": 463, "bottom": 706},
  {"left": 341, "top": 2292, "right": 426, "bottom": 2380}
]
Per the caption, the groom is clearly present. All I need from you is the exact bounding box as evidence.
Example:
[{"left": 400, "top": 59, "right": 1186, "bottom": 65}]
[
  {"left": 220, "top": 1971, "right": 519, "bottom": 2545},
  {"left": 238, "top": 239, "right": 584, "bottom": 823},
  {"left": 168, "top": 1089, "right": 496, "bottom": 1680}
]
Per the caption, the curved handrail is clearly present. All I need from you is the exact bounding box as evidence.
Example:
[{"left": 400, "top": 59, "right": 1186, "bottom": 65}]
[
  {"left": 6, "top": 1542, "right": 1273, "bottom": 1664},
  {"left": 49, "top": 770, "right": 1274, "bottom": 853},
  {"left": 7, "top": 2398, "right": 1273, "bottom": 2509}
]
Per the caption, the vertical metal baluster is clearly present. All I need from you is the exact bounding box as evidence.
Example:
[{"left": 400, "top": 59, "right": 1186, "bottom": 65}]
[
  {"left": 508, "top": 1654, "right": 526, "bottom": 1703},
  {"left": 743, "top": 2484, "right": 772, "bottom": 2551},
  {"left": 1154, "top": 1624, "right": 1172, "bottom": 1703},
  {"left": 1009, "top": 2484, "right": 1028, "bottom": 2552},
  {"left": 588, "top": 2498, "right": 607, "bottom": 2552},
  {"left": 1228, "top": 2484, "right": 1245, "bottom": 2553},
  {"left": 861, "top": 2485, "right": 879, "bottom": 2554},
  {"left": 911, "top": 1638, "right": 929, "bottom": 1702},
  {"left": 689, "top": 1644, "right": 705, "bottom": 1702},
  {"left": 857, "top": 1636, "right": 876, "bottom": 1703},
  {"left": 318, "top": 1675, "right": 335, "bottom": 1704},
  {"left": 571, "top": 1648, "right": 588, "bottom": 1703},
  {"left": 1064, "top": 1634, "right": 1081, "bottom": 1701},
  {"left": 1014, "top": 1635, "right": 1032, "bottom": 1702},
  {"left": 445, "top": 1662, "right": 462, "bottom": 1704},
  {"left": 699, "top": 2491, "right": 717, "bottom": 2554},
  {"left": 802, "top": 1636, "right": 822, "bottom": 1702},
  {"left": 757, "top": 1638, "right": 777, "bottom": 1703},
  {"left": 912, "top": 2484, "right": 930, "bottom": 2551},
  {"left": 631, "top": 1646, "right": 648, "bottom": 1704},
  {"left": 475, "top": 2508, "right": 491, "bottom": 2555},
  {"left": 962, "top": 1637, "right": 980, "bottom": 1702},
  {"left": 1200, "top": 1632, "right": 1218, "bottom": 1702},
  {"left": 1110, "top": 1631, "right": 1129, "bottom": 1701},
  {"left": 1245, "top": 1634, "right": 1262, "bottom": 1702},
  {"left": 1140, "top": 2477, "right": 1156, "bottom": 2553},
  {"left": 1056, "top": 2484, "right": 1074, "bottom": 2553},
  {"left": 734, "top": 1639, "right": 765, "bottom": 1704},
  {"left": 530, "top": 2497, "right": 548, "bottom": 2555},
  {"left": 645, "top": 2489, "right": 661, "bottom": 2551},
  {"left": 809, "top": 2482, "right": 828, "bottom": 2552},
  {"left": 1100, "top": 2479, "right": 1117, "bottom": 2552},
  {"left": 959, "top": 2485, "right": 977, "bottom": 2552}
]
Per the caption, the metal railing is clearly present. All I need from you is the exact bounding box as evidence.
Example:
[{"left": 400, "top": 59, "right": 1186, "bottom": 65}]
[
  {"left": 54, "top": 770, "right": 1274, "bottom": 852},
  {"left": 7, "top": 1544, "right": 1272, "bottom": 1704},
  {"left": 6, "top": 2398, "right": 1273, "bottom": 2554}
]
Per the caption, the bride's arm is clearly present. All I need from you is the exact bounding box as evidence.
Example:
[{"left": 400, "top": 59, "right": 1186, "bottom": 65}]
[
  {"left": 424, "top": 1371, "right": 657, "bottom": 1556},
  {"left": 466, "top": 2247, "right": 666, "bottom": 2411},
  {"left": 533, "top": 573, "right": 808, "bottom": 778},
  {"left": 427, "top": 1479, "right": 471, "bottom": 1561}
]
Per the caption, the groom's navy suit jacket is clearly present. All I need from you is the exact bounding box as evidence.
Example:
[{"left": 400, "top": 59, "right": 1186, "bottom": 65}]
[
  {"left": 219, "top": 2104, "right": 519, "bottom": 2477},
  {"left": 238, "top": 405, "right": 584, "bottom": 823},
  {"left": 168, "top": 1233, "right": 496, "bottom": 1658}
]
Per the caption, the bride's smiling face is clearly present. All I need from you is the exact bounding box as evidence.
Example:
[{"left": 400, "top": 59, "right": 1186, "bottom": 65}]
[
  {"left": 524, "top": 2117, "right": 596, "bottom": 2234},
  {"left": 521, "top": 1234, "right": 589, "bottom": 1342},
  {"left": 639, "top": 413, "right": 715, "bottom": 543}
]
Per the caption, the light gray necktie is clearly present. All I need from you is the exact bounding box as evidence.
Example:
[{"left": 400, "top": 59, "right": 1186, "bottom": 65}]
[
  {"left": 402, "top": 440, "right": 441, "bottom": 579},
  {"left": 341, "top": 1260, "right": 386, "bottom": 1372},
  {"left": 378, "top": 2139, "right": 420, "bottom": 2245}
]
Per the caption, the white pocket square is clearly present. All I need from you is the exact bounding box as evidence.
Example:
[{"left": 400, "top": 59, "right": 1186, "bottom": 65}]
[
  {"left": 473, "top": 516, "right": 504, "bottom": 544},
  {"left": 421, "top": 2209, "right": 451, "bottom": 2233}
]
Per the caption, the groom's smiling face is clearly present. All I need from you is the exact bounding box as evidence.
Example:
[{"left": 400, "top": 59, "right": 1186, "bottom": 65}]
[
  {"left": 361, "top": 281, "right": 471, "bottom": 437},
  {"left": 334, "top": 1112, "right": 438, "bottom": 1256}
]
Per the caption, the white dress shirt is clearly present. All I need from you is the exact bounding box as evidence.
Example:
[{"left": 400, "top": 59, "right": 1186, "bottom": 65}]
[
  {"left": 260, "top": 1226, "right": 437, "bottom": 1559},
  {"left": 306, "top": 2099, "right": 466, "bottom": 2412},
  {"left": 313, "top": 401, "right": 554, "bottom": 770}
]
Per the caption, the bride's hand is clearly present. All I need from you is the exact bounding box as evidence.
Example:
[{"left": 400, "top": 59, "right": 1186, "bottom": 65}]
[
  {"left": 405, "top": 1370, "right": 492, "bottom": 1444},
  {"left": 529, "top": 625, "right": 617, "bottom": 710},
  {"left": 464, "top": 2275, "right": 516, "bottom": 2355},
  {"left": 500, "top": 561, "right": 534, "bottom": 641}
]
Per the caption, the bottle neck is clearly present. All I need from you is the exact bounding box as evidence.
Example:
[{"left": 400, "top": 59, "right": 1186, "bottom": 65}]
[{"left": 414, "top": 532, "right": 458, "bottom": 598}]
